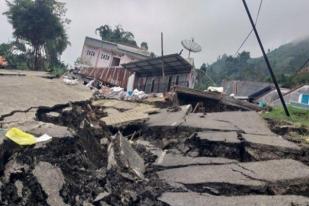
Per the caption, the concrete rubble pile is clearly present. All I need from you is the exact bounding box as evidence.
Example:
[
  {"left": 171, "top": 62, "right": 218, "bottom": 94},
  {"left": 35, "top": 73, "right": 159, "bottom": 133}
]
[{"left": 0, "top": 97, "right": 309, "bottom": 206}]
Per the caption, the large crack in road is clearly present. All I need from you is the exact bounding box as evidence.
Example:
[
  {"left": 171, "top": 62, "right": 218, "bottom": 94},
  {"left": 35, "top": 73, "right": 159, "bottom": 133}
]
[{"left": 0, "top": 100, "right": 308, "bottom": 205}]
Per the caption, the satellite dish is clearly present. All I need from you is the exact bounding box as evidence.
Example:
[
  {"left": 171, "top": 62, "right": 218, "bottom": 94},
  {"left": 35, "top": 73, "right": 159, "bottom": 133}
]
[{"left": 181, "top": 38, "right": 202, "bottom": 58}]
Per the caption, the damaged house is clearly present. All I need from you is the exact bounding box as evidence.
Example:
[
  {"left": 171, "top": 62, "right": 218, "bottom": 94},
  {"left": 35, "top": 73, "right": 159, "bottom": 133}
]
[
  {"left": 79, "top": 37, "right": 195, "bottom": 92},
  {"left": 79, "top": 37, "right": 150, "bottom": 88},
  {"left": 80, "top": 36, "right": 150, "bottom": 68},
  {"left": 123, "top": 54, "right": 196, "bottom": 93}
]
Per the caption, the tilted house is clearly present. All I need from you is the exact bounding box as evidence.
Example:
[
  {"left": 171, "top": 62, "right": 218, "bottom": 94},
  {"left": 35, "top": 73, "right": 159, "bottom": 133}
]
[
  {"left": 81, "top": 36, "right": 150, "bottom": 68},
  {"left": 79, "top": 37, "right": 196, "bottom": 92},
  {"left": 79, "top": 37, "right": 150, "bottom": 88},
  {"left": 122, "top": 54, "right": 196, "bottom": 93}
]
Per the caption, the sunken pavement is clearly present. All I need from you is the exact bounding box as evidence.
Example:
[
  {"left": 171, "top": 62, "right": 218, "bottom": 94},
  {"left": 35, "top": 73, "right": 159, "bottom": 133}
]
[{"left": 0, "top": 71, "right": 309, "bottom": 206}]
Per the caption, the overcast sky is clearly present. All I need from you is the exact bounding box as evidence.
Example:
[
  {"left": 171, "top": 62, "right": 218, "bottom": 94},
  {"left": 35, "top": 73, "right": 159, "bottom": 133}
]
[{"left": 1, "top": 0, "right": 309, "bottom": 67}]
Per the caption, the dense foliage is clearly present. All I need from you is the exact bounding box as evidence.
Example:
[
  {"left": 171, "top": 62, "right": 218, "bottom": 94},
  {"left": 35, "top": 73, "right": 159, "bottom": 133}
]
[
  {"left": 4, "top": 0, "right": 70, "bottom": 71},
  {"left": 197, "top": 38, "right": 309, "bottom": 89},
  {"left": 95, "top": 24, "right": 148, "bottom": 49}
]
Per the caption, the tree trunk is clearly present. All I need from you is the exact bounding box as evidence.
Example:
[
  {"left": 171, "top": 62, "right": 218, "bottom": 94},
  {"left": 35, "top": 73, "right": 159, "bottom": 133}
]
[{"left": 33, "top": 45, "right": 40, "bottom": 70}]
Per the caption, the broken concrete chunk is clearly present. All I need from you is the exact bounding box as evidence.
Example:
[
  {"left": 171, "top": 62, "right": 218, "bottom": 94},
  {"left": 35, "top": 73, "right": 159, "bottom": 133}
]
[
  {"left": 189, "top": 131, "right": 241, "bottom": 159},
  {"left": 93, "top": 192, "right": 110, "bottom": 202},
  {"left": 15, "top": 180, "right": 23, "bottom": 198},
  {"left": 206, "top": 111, "right": 274, "bottom": 135},
  {"left": 183, "top": 113, "right": 239, "bottom": 131},
  {"left": 4, "top": 159, "right": 29, "bottom": 182},
  {"left": 158, "top": 164, "right": 263, "bottom": 187},
  {"left": 101, "top": 111, "right": 149, "bottom": 126},
  {"left": 93, "top": 99, "right": 138, "bottom": 110},
  {"left": 103, "top": 108, "right": 121, "bottom": 116},
  {"left": 33, "top": 161, "right": 68, "bottom": 206},
  {"left": 157, "top": 159, "right": 309, "bottom": 195},
  {"left": 83, "top": 201, "right": 94, "bottom": 206},
  {"left": 27, "top": 122, "right": 74, "bottom": 138},
  {"left": 147, "top": 105, "right": 192, "bottom": 127},
  {"left": 154, "top": 153, "right": 237, "bottom": 168},
  {"left": 197, "top": 131, "right": 240, "bottom": 143},
  {"left": 242, "top": 133, "right": 300, "bottom": 150},
  {"left": 159, "top": 192, "right": 309, "bottom": 206},
  {"left": 108, "top": 132, "right": 145, "bottom": 179},
  {"left": 191, "top": 131, "right": 302, "bottom": 161}
]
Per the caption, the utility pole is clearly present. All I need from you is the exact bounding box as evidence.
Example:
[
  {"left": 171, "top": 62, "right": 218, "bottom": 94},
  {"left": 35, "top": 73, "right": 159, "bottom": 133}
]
[
  {"left": 242, "top": 0, "right": 290, "bottom": 117},
  {"left": 161, "top": 32, "right": 166, "bottom": 90}
]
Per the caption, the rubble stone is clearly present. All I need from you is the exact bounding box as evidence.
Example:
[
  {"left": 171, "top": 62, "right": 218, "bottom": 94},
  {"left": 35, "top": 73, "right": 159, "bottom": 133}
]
[
  {"left": 108, "top": 132, "right": 145, "bottom": 179},
  {"left": 33, "top": 161, "right": 68, "bottom": 206},
  {"left": 14, "top": 180, "right": 23, "bottom": 198}
]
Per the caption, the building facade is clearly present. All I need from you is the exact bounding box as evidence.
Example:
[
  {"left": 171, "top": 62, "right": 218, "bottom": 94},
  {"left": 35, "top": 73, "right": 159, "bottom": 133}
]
[
  {"left": 79, "top": 37, "right": 195, "bottom": 93},
  {"left": 80, "top": 37, "right": 150, "bottom": 68}
]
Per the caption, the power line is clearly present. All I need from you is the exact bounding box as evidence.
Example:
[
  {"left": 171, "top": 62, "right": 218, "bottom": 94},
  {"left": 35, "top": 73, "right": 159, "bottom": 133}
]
[
  {"left": 242, "top": 0, "right": 290, "bottom": 117},
  {"left": 234, "top": 0, "right": 263, "bottom": 56}
]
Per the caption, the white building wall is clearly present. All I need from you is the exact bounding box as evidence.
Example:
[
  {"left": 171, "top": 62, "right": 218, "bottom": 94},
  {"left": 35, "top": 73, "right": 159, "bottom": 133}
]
[
  {"left": 96, "top": 49, "right": 112, "bottom": 67},
  {"left": 81, "top": 45, "right": 99, "bottom": 67},
  {"left": 81, "top": 45, "right": 138, "bottom": 68},
  {"left": 120, "top": 54, "right": 135, "bottom": 65}
]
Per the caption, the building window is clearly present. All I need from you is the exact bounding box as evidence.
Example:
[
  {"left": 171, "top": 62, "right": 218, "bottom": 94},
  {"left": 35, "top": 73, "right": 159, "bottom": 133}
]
[
  {"left": 101, "top": 54, "right": 110, "bottom": 60},
  {"left": 86, "top": 50, "right": 95, "bottom": 56},
  {"left": 111, "top": 57, "right": 121, "bottom": 66}
]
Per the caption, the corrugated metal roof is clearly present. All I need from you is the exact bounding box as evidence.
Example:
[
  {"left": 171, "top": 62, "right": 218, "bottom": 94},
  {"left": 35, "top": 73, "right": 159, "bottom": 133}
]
[
  {"left": 79, "top": 67, "right": 132, "bottom": 88},
  {"left": 122, "top": 54, "right": 192, "bottom": 76}
]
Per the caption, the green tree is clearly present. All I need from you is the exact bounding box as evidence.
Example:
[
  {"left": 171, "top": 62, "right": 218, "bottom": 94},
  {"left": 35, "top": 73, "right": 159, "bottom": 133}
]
[
  {"left": 200, "top": 63, "right": 207, "bottom": 72},
  {"left": 0, "top": 41, "right": 29, "bottom": 69},
  {"left": 4, "top": 0, "right": 70, "bottom": 70},
  {"left": 95, "top": 25, "right": 138, "bottom": 47},
  {"left": 140, "top": 42, "right": 148, "bottom": 50}
]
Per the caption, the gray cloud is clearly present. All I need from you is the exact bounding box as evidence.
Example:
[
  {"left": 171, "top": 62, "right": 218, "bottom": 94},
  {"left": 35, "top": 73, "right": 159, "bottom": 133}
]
[{"left": 1, "top": 0, "right": 309, "bottom": 67}]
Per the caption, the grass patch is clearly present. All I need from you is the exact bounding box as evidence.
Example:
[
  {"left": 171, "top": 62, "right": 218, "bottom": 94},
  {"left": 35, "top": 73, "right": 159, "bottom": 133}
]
[
  {"left": 262, "top": 106, "right": 309, "bottom": 128},
  {"left": 49, "top": 66, "right": 67, "bottom": 78}
]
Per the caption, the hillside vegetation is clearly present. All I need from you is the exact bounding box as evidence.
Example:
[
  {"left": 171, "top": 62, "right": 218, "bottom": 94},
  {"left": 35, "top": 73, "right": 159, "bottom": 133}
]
[{"left": 196, "top": 37, "right": 309, "bottom": 90}]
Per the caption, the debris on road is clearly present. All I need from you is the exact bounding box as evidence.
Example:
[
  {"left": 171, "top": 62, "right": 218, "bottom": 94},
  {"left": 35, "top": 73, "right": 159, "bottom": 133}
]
[
  {"left": 5, "top": 127, "right": 37, "bottom": 145},
  {"left": 0, "top": 93, "right": 308, "bottom": 205},
  {"left": 5, "top": 128, "right": 53, "bottom": 146},
  {"left": 175, "top": 87, "right": 262, "bottom": 112},
  {"left": 108, "top": 132, "right": 145, "bottom": 179},
  {"left": 63, "top": 76, "right": 78, "bottom": 85}
]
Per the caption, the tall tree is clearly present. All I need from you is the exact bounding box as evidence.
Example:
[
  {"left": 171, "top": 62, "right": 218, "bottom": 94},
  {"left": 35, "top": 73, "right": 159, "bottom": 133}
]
[
  {"left": 95, "top": 25, "right": 138, "bottom": 47},
  {"left": 140, "top": 42, "right": 148, "bottom": 50},
  {"left": 4, "top": 0, "right": 70, "bottom": 70}
]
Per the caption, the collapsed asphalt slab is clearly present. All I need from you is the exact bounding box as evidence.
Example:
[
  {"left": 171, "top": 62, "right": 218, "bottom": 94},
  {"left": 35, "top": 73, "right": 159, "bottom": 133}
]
[
  {"left": 157, "top": 159, "right": 309, "bottom": 195},
  {"left": 0, "top": 99, "right": 308, "bottom": 205}
]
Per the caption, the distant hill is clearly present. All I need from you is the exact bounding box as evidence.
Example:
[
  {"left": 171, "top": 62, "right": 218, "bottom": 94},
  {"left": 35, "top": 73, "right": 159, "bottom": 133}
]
[{"left": 197, "top": 37, "right": 309, "bottom": 89}]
